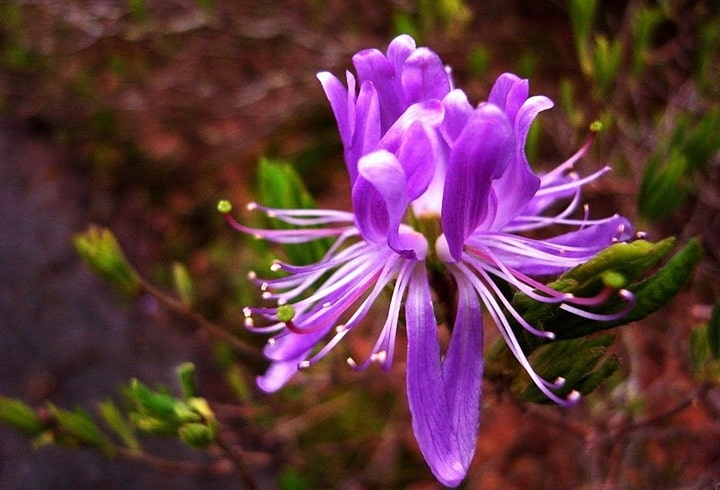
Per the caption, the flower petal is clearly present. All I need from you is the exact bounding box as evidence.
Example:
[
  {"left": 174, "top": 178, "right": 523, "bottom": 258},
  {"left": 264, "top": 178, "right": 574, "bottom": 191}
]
[
  {"left": 395, "top": 121, "right": 438, "bottom": 200},
  {"left": 346, "top": 80, "right": 381, "bottom": 183},
  {"left": 441, "top": 104, "right": 514, "bottom": 261},
  {"left": 401, "top": 47, "right": 451, "bottom": 105},
  {"left": 405, "top": 264, "right": 466, "bottom": 487},
  {"left": 353, "top": 150, "right": 412, "bottom": 255},
  {"left": 386, "top": 34, "right": 416, "bottom": 72},
  {"left": 442, "top": 272, "right": 483, "bottom": 478},
  {"left": 488, "top": 72, "right": 528, "bottom": 122},
  {"left": 353, "top": 47, "right": 405, "bottom": 131},
  {"left": 440, "top": 89, "right": 473, "bottom": 145}
]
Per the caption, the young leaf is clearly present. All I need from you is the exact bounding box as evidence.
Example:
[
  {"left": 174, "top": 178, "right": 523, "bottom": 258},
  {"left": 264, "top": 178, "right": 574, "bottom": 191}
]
[
  {"left": 98, "top": 399, "right": 140, "bottom": 451},
  {"left": 0, "top": 396, "right": 44, "bottom": 436},
  {"left": 48, "top": 404, "right": 115, "bottom": 455}
]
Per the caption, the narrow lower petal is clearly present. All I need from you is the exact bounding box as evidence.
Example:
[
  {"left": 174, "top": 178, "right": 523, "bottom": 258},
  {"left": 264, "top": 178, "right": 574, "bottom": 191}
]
[
  {"left": 443, "top": 272, "right": 483, "bottom": 478},
  {"left": 346, "top": 80, "right": 382, "bottom": 183},
  {"left": 405, "top": 265, "right": 467, "bottom": 487}
]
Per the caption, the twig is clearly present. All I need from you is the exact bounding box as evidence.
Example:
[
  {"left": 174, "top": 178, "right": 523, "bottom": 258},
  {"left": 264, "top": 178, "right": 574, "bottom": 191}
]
[{"left": 139, "top": 279, "right": 264, "bottom": 365}]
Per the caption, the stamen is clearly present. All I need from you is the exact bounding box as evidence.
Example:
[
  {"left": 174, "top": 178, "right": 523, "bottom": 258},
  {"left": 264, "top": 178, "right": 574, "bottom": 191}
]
[
  {"left": 347, "top": 357, "right": 358, "bottom": 368},
  {"left": 298, "top": 360, "right": 310, "bottom": 369},
  {"left": 246, "top": 202, "right": 258, "bottom": 211}
]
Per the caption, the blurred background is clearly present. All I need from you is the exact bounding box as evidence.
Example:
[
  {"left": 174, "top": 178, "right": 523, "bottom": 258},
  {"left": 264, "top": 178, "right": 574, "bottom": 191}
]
[{"left": 1, "top": 0, "right": 719, "bottom": 488}]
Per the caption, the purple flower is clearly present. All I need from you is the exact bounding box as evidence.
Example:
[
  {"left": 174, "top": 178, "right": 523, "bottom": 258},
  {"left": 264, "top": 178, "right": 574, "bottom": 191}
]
[{"left": 223, "top": 36, "right": 634, "bottom": 487}]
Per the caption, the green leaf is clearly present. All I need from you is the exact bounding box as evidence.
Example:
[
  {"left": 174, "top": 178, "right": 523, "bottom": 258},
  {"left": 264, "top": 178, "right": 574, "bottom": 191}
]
[
  {"left": 0, "top": 396, "right": 44, "bottom": 435},
  {"left": 130, "top": 379, "right": 181, "bottom": 420},
  {"left": 512, "top": 335, "right": 619, "bottom": 404},
  {"left": 98, "top": 399, "right": 140, "bottom": 451},
  {"left": 509, "top": 238, "right": 700, "bottom": 351},
  {"left": 48, "top": 404, "right": 114, "bottom": 455},
  {"left": 256, "top": 157, "right": 330, "bottom": 265}
]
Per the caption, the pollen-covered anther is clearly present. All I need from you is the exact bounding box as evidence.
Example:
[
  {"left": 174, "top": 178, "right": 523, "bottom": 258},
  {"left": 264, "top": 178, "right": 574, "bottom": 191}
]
[
  {"left": 544, "top": 331, "right": 556, "bottom": 340},
  {"left": 371, "top": 351, "right": 387, "bottom": 364},
  {"left": 247, "top": 271, "right": 257, "bottom": 280},
  {"left": 335, "top": 324, "right": 347, "bottom": 333},
  {"left": 346, "top": 357, "right": 358, "bottom": 368},
  {"left": 260, "top": 282, "right": 269, "bottom": 292},
  {"left": 619, "top": 289, "right": 633, "bottom": 301},
  {"left": 244, "top": 317, "right": 254, "bottom": 328},
  {"left": 567, "top": 390, "right": 582, "bottom": 402},
  {"left": 246, "top": 202, "right": 258, "bottom": 211},
  {"left": 298, "top": 360, "right": 311, "bottom": 370},
  {"left": 635, "top": 231, "right": 647, "bottom": 239},
  {"left": 322, "top": 301, "right": 332, "bottom": 308},
  {"left": 261, "top": 291, "right": 272, "bottom": 299},
  {"left": 242, "top": 306, "right": 252, "bottom": 318},
  {"left": 270, "top": 262, "right": 281, "bottom": 272},
  {"left": 563, "top": 293, "right": 575, "bottom": 300},
  {"left": 267, "top": 337, "right": 276, "bottom": 346},
  {"left": 553, "top": 377, "right": 566, "bottom": 387}
]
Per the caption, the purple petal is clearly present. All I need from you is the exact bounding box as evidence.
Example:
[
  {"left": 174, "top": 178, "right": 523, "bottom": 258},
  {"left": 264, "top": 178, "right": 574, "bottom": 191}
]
[
  {"left": 488, "top": 72, "right": 528, "bottom": 122},
  {"left": 317, "top": 71, "right": 352, "bottom": 148},
  {"left": 377, "top": 99, "right": 445, "bottom": 154},
  {"left": 257, "top": 357, "right": 306, "bottom": 393},
  {"left": 440, "top": 89, "right": 473, "bottom": 145},
  {"left": 442, "top": 273, "right": 483, "bottom": 477},
  {"left": 353, "top": 150, "right": 411, "bottom": 254},
  {"left": 346, "top": 80, "right": 381, "bottom": 183},
  {"left": 353, "top": 47, "right": 405, "bottom": 131},
  {"left": 441, "top": 104, "right": 514, "bottom": 261},
  {"left": 405, "top": 265, "right": 467, "bottom": 487},
  {"left": 386, "top": 34, "right": 416, "bottom": 72},
  {"left": 401, "top": 47, "right": 451, "bottom": 105},
  {"left": 395, "top": 121, "right": 438, "bottom": 200}
]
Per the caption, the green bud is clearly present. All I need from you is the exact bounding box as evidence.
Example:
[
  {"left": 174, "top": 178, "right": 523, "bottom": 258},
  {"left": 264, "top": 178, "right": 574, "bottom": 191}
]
[
  {"left": 178, "top": 422, "right": 214, "bottom": 448},
  {"left": 73, "top": 226, "right": 141, "bottom": 296},
  {"left": 97, "top": 399, "right": 140, "bottom": 451},
  {"left": 176, "top": 362, "right": 197, "bottom": 399},
  {"left": 171, "top": 262, "right": 194, "bottom": 306}
]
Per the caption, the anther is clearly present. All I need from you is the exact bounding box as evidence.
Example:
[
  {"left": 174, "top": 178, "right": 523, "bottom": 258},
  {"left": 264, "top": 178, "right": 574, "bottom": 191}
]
[
  {"left": 553, "top": 377, "right": 566, "bottom": 387},
  {"left": 270, "top": 262, "right": 281, "bottom": 272},
  {"left": 244, "top": 317, "right": 254, "bottom": 328},
  {"left": 346, "top": 357, "right": 358, "bottom": 368},
  {"left": 246, "top": 202, "right": 258, "bottom": 211},
  {"left": 567, "top": 390, "right": 581, "bottom": 402},
  {"left": 635, "top": 231, "right": 647, "bottom": 239},
  {"left": 242, "top": 306, "right": 252, "bottom": 317},
  {"left": 247, "top": 271, "right": 257, "bottom": 280},
  {"left": 298, "top": 360, "right": 310, "bottom": 370},
  {"left": 371, "top": 351, "right": 387, "bottom": 364},
  {"left": 335, "top": 324, "right": 347, "bottom": 333},
  {"left": 267, "top": 338, "right": 276, "bottom": 346}
]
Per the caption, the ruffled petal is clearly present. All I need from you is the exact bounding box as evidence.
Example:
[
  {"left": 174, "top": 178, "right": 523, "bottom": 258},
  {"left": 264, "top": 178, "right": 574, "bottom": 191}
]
[
  {"left": 441, "top": 104, "right": 514, "bottom": 261},
  {"left": 353, "top": 150, "right": 413, "bottom": 256},
  {"left": 405, "top": 264, "right": 466, "bottom": 487},
  {"left": 395, "top": 121, "right": 438, "bottom": 200},
  {"left": 377, "top": 99, "right": 444, "bottom": 154}
]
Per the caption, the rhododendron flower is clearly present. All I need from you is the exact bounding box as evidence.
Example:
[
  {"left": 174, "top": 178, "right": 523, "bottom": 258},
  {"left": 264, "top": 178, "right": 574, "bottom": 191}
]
[{"left": 222, "top": 35, "right": 634, "bottom": 487}]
